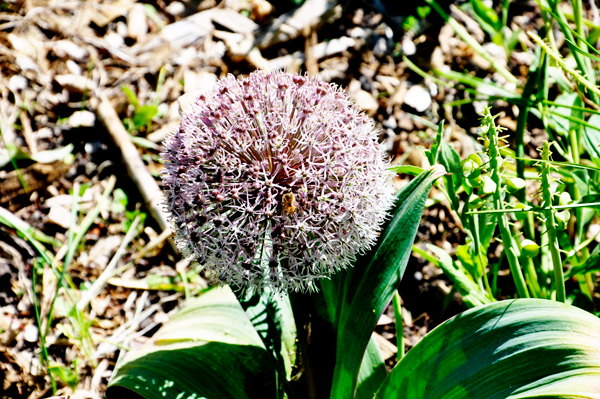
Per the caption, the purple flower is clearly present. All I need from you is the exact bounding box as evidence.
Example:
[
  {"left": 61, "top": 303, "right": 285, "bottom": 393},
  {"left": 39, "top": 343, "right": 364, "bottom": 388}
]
[{"left": 161, "top": 71, "right": 395, "bottom": 292}]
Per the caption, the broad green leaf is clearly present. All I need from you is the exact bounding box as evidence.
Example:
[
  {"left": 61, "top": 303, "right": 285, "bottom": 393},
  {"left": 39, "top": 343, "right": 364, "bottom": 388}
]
[
  {"left": 328, "top": 166, "right": 445, "bottom": 398},
  {"left": 107, "top": 286, "right": 276, "bottom": 399},
  {"left": 438, "top": 140, "right": 462, "bottom": 189},
  {"left": 376, "top": 299, "right": 600, "bottom": 399},
  {"left": 355, "top": 336, "right": 388, "bottom": 399}
]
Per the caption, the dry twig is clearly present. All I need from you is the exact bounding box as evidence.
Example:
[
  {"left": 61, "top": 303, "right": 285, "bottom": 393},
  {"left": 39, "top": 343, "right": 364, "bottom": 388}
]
[{"left": 93, "top": 96, "right": 176, "bottom": 253}]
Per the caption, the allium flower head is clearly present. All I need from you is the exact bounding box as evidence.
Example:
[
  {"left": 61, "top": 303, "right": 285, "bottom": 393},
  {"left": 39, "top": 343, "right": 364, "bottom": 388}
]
[{"left": 162, "top": 71, "right": 395, "bottom": 292}]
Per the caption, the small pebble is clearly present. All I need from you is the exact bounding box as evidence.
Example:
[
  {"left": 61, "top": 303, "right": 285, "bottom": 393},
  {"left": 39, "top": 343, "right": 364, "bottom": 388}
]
[
  {"left": 404, "top": 85, "right": 432, "bottom": 112},
  {"left": 8, "top": 75, "right": 27, "bottom": 92},
  {"left": 166, "top": 1, "right": 185, "bottom": 17},
  {"left": 402, "top": 38, "right": 416, "bottom": 56},
  {"left": 127, "top": 4, "right": 148, "bottom": 41},
  {"left": 105, "top": 32, "right": 125, "bottom": 48},
  {"left": 65, "top": 60, "right": 82, "bottom": 75},
  {"left": 69, "top": 110, "right": 96, "bottom": 128},
  {"left": 48, "top": 204, "right": 72, "bottom": 229},
  {"left": 349, "top": 90, "right": 378, "bottom": 114},
  {"left": 53, "top": 40, "right": 88, "bottom": 62},
  {"left": 24, "top": 324, "right": 39, "bottom": 343}
]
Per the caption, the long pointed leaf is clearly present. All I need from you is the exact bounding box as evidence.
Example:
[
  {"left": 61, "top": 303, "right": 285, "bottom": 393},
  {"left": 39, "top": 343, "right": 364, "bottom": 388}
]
[{"left": 329, "top": 166, "right": 445, "bottom": 398}]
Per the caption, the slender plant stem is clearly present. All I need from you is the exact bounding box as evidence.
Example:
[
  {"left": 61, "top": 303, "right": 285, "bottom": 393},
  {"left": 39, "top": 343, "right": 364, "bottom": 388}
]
[
  {"left": 483, "top": 109, "right": 530, "bottom": 298},
  {"left": 525, "top": 258, "right": 543, "bottom": 299},
  {"left": 45, "top": 176, "right": 116, "bottom": 337},
  {"left": 392, "top": 291, "right": 404, "bottom": 362},
  {"left": 540, "top": 141, "right": 566, "bottom": 302},
  {"left": 472, "top": 214, "right": 493, "bottom": 298}
]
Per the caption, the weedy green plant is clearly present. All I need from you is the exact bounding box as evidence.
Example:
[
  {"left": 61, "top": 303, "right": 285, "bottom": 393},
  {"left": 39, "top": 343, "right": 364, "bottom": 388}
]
[
  {"left": 420, "top": 108, "right": 600, "bottom": 310},
  {"left": 105, "top": 72, "right": 600, "bottom": 399},
  {"left": 402, "top": 0, "right": 600, "bottom": 314},
  {"left": 121, "top": 65, "right": 167, "bottom": 150},
  {"left": 0, "top": 175, "right": 149, "bottom": 395}
]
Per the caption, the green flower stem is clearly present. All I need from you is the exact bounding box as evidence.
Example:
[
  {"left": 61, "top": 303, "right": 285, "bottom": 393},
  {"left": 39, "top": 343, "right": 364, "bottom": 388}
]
[
  {"left": 547, "top": 1, "right": 598, "bottom": 105},
  {"left": 483, "top": 110, "right": 529, "bottom": 298},
  {"left": 289, "top": 291, "right": 319, "bottom": 399},
  {"left": 467, "top": 201, "right": 600, "bottom": 215},
  {"left": 540, "top": 141, "right": 566, "bottom": 303},
  {"left": 525, "top": 258, "right": 544, "bottom": 299},
  {"left": 392, "top": 291, "right": 404, "bottom": 362},
  {"left": 472, "top": 214, "right": 493, "bottom": 299},
  {"left": 539, "top": 222, "right": 551, "bottom": 296}
]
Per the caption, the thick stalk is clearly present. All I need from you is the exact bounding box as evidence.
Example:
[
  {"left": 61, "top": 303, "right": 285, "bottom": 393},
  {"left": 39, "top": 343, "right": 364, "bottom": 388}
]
[{"left": 289, "top": 292, "right": 318, "bottom": 399}]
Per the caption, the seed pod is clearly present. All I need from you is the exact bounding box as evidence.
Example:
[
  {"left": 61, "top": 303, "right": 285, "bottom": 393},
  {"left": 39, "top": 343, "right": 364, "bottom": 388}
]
[
  {"left": 514, "top": 202, "right": 530, "bottom": 221},
  {"left": 482, "top": 137, "right": 490, "bottom": 149},
  {"left": 559, "top": 191, "right": 572, "bottom": 206},
  {"left": 555, "top": 210, "right": 571, "bottom": 230},
  {"left": 461, "top": 159, "right": 481, "bottom": 179},
  {"left": 480, "top": 175, "right": 497, "bottom": 196},
  {"left": 468, "top": 153, "right": 483, "bottom": 167},
  {"left": 506, "top": 177, "right": 526, "bottom": 193},
  {"left": 468, "top": 174, "right": 483, "bottom": 188},
  {"left": 469, "top": 193, "right": 485, "bottom": 209},
  {"left": 521, "top": 239, "right": 540, "bottom": 257}
]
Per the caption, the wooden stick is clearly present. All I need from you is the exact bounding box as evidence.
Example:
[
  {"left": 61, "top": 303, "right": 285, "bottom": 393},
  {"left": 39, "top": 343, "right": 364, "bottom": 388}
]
[{"left": 19, "top": 110, "right": 38, "bottom": 154}]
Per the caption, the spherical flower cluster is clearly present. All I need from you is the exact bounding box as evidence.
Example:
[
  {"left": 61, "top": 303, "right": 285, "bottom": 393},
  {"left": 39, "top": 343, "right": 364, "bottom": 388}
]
[{"left": 161, "top": 71, "right": 395, "bottom": 292}]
